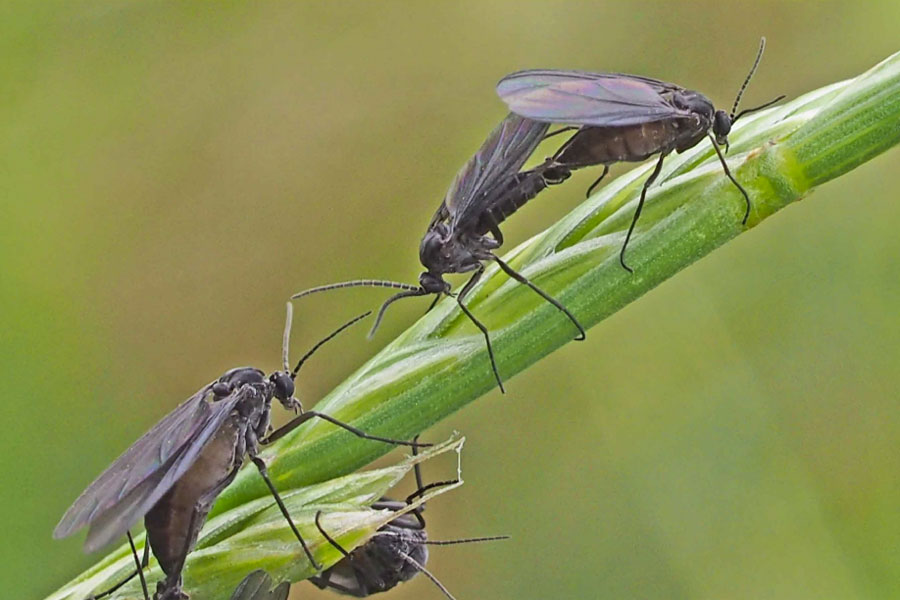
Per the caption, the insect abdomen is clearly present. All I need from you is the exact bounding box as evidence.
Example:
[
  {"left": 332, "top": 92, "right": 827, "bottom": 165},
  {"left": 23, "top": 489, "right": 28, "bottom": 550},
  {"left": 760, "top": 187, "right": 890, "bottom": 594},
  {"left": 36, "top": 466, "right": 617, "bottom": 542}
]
[
  {"left": 555, "top": 121, "right": 683, "bottom": 167},
  {"left": 145, "top": 420, "right": 243, "bottom": 575},
  {"left": 475, "top": 163, "right": 570, "bottom": 234}
]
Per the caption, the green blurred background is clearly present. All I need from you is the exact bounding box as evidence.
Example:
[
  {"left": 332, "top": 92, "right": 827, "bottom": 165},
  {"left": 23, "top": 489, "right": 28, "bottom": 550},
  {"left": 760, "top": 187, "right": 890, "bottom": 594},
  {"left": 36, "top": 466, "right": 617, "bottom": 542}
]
[{"left": 4, "top": 2, "right": 899, "bottom": 599}]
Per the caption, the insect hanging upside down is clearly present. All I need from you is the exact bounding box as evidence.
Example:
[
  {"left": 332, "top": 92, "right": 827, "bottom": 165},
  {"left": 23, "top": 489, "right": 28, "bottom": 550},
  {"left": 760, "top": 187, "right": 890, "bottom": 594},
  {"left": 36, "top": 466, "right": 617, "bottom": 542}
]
[
  {"left": 311, "top": 440, "right": 508, "bottom": 599},
  {"left": 495, "top": 37, "right": 785, "bottom": 272}
]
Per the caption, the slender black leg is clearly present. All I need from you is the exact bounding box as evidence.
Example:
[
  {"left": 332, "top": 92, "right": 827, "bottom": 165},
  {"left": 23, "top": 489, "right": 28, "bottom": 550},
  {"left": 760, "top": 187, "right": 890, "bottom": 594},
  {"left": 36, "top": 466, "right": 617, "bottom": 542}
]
[
  {"left": 707, "top": 132, "right": 752, "bottom": 224},
  {"left": 542, "top": 126, "right": 577, "bottom": 140},
  {"left": 404, "top": 480, "right": 459, "bottom": 530},
  {"left": 488, "top": 254, "right": 586, "bottom": 340},
  {"left": 90, "top": 532, "right": 151, "bottom": 600},
  {"left": 412, "top": 436, "right": 422, "bottom": 489},
  {"left": 488, "top": 224, "right": 504, "bottom": 246},
  {"left": 586, "top": 165, "right": 610, "bottom": 197},
  {"left": 128, "top": 531, "right": 150, "bottom": 600},
  {"left": 314, "top": 510, "right": 353, "bottom": 560},
  {"left": 455, "top": 266, "right": 505, "bottom": 393},
  {"left": 621, "top": 153, "right": 667, "bottom": 273},
  {"left": 261, "top": 410, "right": 430, "bottom": 448},
  {"left": 251, "top": 456, "right": 321, "bottom": 571},
  {"left": 315, "top": 510, "right": 377, "bottom": 594},
  {"left": 405, "top": 480, "right": 459, "bottom": 506}
]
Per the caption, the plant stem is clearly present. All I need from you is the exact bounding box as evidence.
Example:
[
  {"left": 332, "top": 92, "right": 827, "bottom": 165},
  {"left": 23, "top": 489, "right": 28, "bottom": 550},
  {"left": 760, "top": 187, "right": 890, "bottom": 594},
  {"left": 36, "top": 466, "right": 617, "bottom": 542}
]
[
  {"left": 214, "top": 50, "right": 900, "bottom": 516},
  {"left": 46, "top": 49, "right": 900, "bottom": 600}
]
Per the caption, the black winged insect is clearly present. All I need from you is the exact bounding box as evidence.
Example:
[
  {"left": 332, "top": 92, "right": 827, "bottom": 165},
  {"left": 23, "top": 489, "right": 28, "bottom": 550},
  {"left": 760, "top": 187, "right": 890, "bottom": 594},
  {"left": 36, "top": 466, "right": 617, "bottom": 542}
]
[
  {"left": 229, "top": 570, "right": 290, "bottom": 600},
  {"left": 310, "top": 441, "right": 507, "bottom": 599},
  {"left": 54, "top": 305, "right": 425, "bottom": 600},
  {"left": 496, "top": 37, "right": 784, "bottom": 271},
  {"left": 292, "top": 113, "right": 586, "bottom": 393}
]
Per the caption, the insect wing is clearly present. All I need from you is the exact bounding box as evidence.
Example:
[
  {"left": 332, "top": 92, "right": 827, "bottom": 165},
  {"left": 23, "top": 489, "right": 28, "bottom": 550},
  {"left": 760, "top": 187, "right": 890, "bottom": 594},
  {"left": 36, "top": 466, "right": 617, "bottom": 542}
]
[
  {"left": 497, "top": 70, "right": 689, "bottom": 127},
  {"left": 230, "top": 570, "right": 290, "bottom": 600},
  {"left": 444, "top": 113, "right": 549, "bottom": 230},
  {"left": 54, "top": 382, "right": 242, "bottom": 551}
]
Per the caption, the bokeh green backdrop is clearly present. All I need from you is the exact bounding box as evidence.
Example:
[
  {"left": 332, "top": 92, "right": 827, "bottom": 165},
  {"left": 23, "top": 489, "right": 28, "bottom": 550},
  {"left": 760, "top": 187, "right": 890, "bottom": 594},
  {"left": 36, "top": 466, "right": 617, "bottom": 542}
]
[{"left": 4, "top": 2, "right": 899, "bottom": 599}]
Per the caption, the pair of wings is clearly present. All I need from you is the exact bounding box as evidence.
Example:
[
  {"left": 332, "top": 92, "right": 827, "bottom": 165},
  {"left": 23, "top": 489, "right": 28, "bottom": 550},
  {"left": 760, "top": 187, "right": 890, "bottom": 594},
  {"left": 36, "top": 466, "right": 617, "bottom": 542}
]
[
  {"left": 434, "top": 70, "right": 694, "bottom": 236},
  {"left": 54, "top": 381, "right": 247, "bottom": 552},
  {"left": 231, "top": 570, "right": 290, "bottom": 600}
]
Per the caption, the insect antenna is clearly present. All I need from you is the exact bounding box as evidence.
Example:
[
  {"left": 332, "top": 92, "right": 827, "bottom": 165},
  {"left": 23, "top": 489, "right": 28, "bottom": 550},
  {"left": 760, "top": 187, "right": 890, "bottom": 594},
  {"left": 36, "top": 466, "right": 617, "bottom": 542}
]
[
  {"left": 397, "top": 549, "right": 458, "bottom": 600},
  {"left": 369, "top": 288, "right": 431, "bottom": 338},
  {"left": 418, "top": 534, "right": 511, "bottom": 546},
  {"left": 285, "top": 303, "right": 373, "bottom": 380},
  {"left": 377, "top": 528, "right": 510, "bottom": 547},
  {"left": 291, "top": 279, "right": 426, "bottom": 340},
  {"left": 729, "top": 37, "right": 767, "bottom": 121},
  {"left": 291, "top": 279, "right": 421, "bottom": 300},
  {"left": 732, "top": 93, "right": 786, "bottom": 123}
]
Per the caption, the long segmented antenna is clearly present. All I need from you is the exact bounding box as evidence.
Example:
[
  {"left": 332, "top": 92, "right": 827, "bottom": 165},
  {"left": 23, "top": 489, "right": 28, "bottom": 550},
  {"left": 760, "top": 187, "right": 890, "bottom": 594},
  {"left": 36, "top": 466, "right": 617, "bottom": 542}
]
[
  {"left": 289, "top": 310, "right": 372, "bottom": 379},
  {"left": 282, "top": 301, "right": 293, "bottom": 372},
  {"left": 732, "top": 93, "right": 786, "bottom": 123},
  {"left": 291, "top": 279, "right": 427, "bottom": 340},
  {"left": 398, "top": 550, "right": 457, "bottom": 600},
  {"left": 291, "top": 279, "right": 421, "bottom": 300},
  {"left": 369, "top": 288, "right": 429, "bottom": 339},
  {"left": 377, "top": 531, "right": 511, "bottom": 546},
  {"left": 730, "top": 37, "right": 767, "bottom": 120}
]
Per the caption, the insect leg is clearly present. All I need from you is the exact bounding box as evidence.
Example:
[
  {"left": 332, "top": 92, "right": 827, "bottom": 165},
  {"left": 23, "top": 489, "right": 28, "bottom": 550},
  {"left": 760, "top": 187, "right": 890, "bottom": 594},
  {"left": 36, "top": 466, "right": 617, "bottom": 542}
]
[
  {"left": 620, "top": 152, "right": 667, "bottom": 273},
  {"left": 586, "top": 165, "right": 610, "bottom": 198},
  {"left": 488, "top": 224, "right": 504, "bottom": 246},
  {"left": 315, "top": 510, "right": 381, "bottom": 594},
  {"left": 542, "top": 126, "right": 578, "bottom": 140},
  {"left": 412, "top": 435, "right": 423, "bottom": 487},
  {"left": 314, "top": 510, "right": 353, "bottom": 560},
  {"left": 455, "top": 266, "right": 505, "bottom": 393},
  {"left": 251, "top": 456, "right": 321, "bottom": 571},
  {"left": 488, "top": 253, "right": 586, "bottom": 340},
  {"left": 128, "top": 531, "right": 150, "bottom": 600},
  {"left": 707, "top": 133, "right": 752, "bottom": 224},
  {"left": 262, "top": 410, "right": 428, "bottom": 448},
  {"left": 88, "top": 531, "right": 151, "bottom": 600},
  {"left": 402, "top": 480, "right": 458, "bottom": 529}
]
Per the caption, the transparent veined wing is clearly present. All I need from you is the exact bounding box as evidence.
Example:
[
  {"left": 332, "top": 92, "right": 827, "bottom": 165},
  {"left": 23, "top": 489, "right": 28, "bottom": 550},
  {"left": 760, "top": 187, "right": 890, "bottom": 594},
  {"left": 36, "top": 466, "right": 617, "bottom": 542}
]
[
  {"left": 54, "top": 381, "right": 244, "bottom": 551},
  {"left": 497, "top": 69, "right": 692, "bottom": 127},
  {"left": 444, "top": 113, "right": 549, "bottom": 231}
]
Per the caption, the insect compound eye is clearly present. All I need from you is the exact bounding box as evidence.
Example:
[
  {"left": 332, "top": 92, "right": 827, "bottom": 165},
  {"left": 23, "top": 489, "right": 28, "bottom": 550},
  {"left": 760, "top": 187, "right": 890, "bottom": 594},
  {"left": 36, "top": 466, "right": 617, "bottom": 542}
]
[
  {"left": 270, "top": 371, "right": 295, "bottom": 401},
  {"left": 212, "top": 381, "right": 233, "bottom": 398},
  {"left": 713, "top": 110, "right": 732, "bottom": 144}
]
